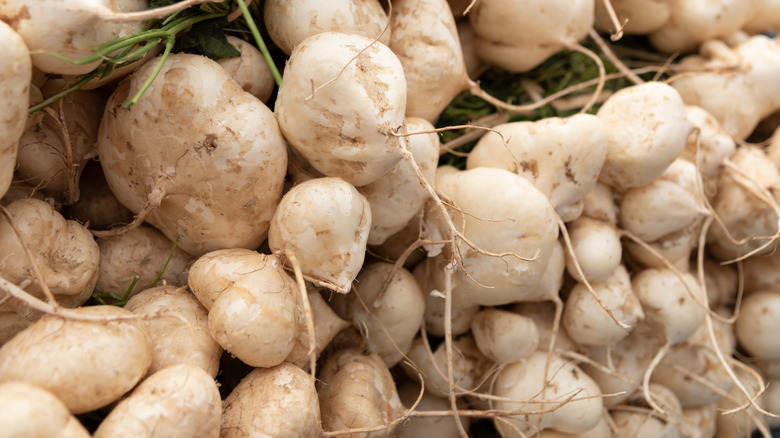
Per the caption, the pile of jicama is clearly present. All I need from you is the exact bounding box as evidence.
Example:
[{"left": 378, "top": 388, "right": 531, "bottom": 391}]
[{"left": 4, "top": 0, "right": 780, "bottom": 437}]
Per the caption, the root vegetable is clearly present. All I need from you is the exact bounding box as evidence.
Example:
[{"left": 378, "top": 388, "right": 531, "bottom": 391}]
[
  {"left": 221, "top": 363, "right": 320, "bottom": 438},
  {"left": 471, "top": 308, "right": 539, "bottom": 364},
  {"left": 263, "top": 0, "right": 389, "bottom": 56},
  {"left": 672, "top": 35, "right": 780, "bottom": 139},
  {"left": 597, "top": 82, "right": 692, "bottom": 189},
  {"left": 0, "top": 0, "right": 146, "bottom": 75},
  {"left": 0, "top": 199, "right": 99, "bottom": 319},
  {"left": 275, "top": 31, "right": 406, "bottom": 187},
  {"left": 359, "top": 117, "right": 439, "bottom": 246},
  {"left": 318, "top": 348, "right": 405, "bottom": 437},
  {"left": 0, "top": 305, "right": 152, "bottom": 414},
  {"left": 94, "top": 364, "right": 221, "bottom": 438},
  {"left": 61, "top": 161, "right": 134, "bottom": 230},
  {"left": 469, "top": 0, "right": 595, "bottom": 72},
  {"left": 433, "top": 167, "right": 559, "bottom": 306},
  {"left": 389, "top": 0, "right": 469, "bottom": 122},
  {"left": 467, "top": 114, "right": 608, "bottom": 222},
  {"left": 330, "top": 262, "right": 424, "bottom": 367},
  {"left": 492, "top": 351, "right": 604, "bottom": 436},
  {"left": 124, "top": 286, "right": 221, "bottom": 378},
  {"left": 0, "top": 381, "right": 90, "bottom": 438},
  {"left": 735, "top": 291, "right": 780, "bottom": 361},
  {"left": 0, "top": 21, "right": 31, "bottom": 200},
  {"left": 98, "top": 53, "right": 287, "bottom": 256},
  {"left": 217, "top": 36, "right": 275, "bottom": 103},
  {"left": 269, "top": 177, "right": 371, "bottom": 293},
  {"left": 96, "top": 225, "right": 194, "bottom": 298},
  {"left": 413, "top": 257, "right": 480, "bottom": 337},
  {"left": 594, "top": 0, "right": 672, "bottom": 35},
  {"left": 563, "top": 265, "right": 644, "bottom": 347},
  {"left": 397, "top": 381, "right": 470, "bottom": 438}
]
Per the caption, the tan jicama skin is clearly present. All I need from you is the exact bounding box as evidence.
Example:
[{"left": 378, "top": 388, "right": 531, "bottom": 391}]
[
  {"left": 403, "top": 335, "right": 491, "bottom": 398},
  {"left": 396, "top": 381, "right": 470, "bottom": 438},
  {"left": 413, "top": 256, "right": 480, "bottom": 337},
  {"left": 269, "top": 177, "right": 371, "bottom": 293},
  {"left": 61, "top": 162, "right": 134, "bottom": 230},
  {"left": 563, "top": 265, "right": 645, "bottom": 347},
  {"left": 511, "top": 301, "right": 579, "bottom": 353},
  {"left": 94, "top": 364, "right": 221, "bottom": 438},
  {"left": 679, "top": 403, "right": 718, "bottom": 438},
  {"left": 124, "top": 286, "right": 221, "bottom": 378},
  {"left": 0, "top": 21, "right": 31, "bottom": 200},
  {"left": 0, "top": 306, "right": 152, "bottom": 414},
  {"left": 564, "top": 183, "right": 622, "bottom": 283},
  {"left": 263, "top": 0, "right": 389, "bottom": 56},
  {"left": 432, "top": 167, "right": 559, "bottom": 306},
  {"left": 649, "top": 0, "right": 760, "bottom": 53},
  {"left": 329, "top": 262, "right": 425, "bottom": 367},
  {"left": 470, "top": 308, "right": 539, "bottom": 364},
  {"left": 469, "top": 0, "right": 594, "bottom": 72},
  {"left": 707, "top": 146, "right": 780, "bottom": 261},
  {"left": 621, "top": 159, "right": 708, "bottom": 269},
  {"left": 672, "top": 35, "right": 780, "bottom": 139},
  {"left": 581, "top": 321, "right": 667, "bottom": 407},
  {"left": 679, "top": 105, "right": 736, "bottom": 180},
  {"left": 0, "top": 199, "right": 99, "bottom": 323},
  {"left": 702, "top": 259, "right": 738, "bottom": 308},
  {"left": 96, "top": 225, "right": 194, "bottom": 298},
  {"left": 534, "top": 411, "right": 613, "bottom": 438},
  {"left": 359, "top": 117, "right": 439, "bottom": 246},
  {"left": 456, "top": 21, "right": 486, "bottom": 79},
  {"left": 743, "top": 248, "right": 780, "bottom": 295},
  {"left": 275, "top": 31, "right": 406, "bottom": 187},
  {"left": 389, "top": 0, "right": 469, "bottom": 122},
  {"left": 189, "top": 250, "right": 301, "bottom": 368},
  {"left": 745, "top": 0, "right": 780, "bottom": 33},
  {"left": 597, "top": 82, "right": 693, "bottom": 189},
  {"left": 765, "top": 378, "right": 780, "bottom": 428},
  {"left": 467, "top": 114, "right": 609, "bottom": 222},
  {"left": 715, "top": 367, "right": 768, "bottom": 438},
  {"left": 735, "top": 291, "right": 780, "bottom": 361},
  {"left": 285, "top": 292, "right": 350, "bottom": 369},
  {"left": 217, "top": 36, "right": 275, "bottom": 103},
  {"left": 652, "top": 316, "right": 736, "bottom": 407},
  {"left": 318, "top": 348, "right": 405, "bottom": 437},
  {"left": 594, "top": 0, "right": 672, "bottom": 35},
  {"left": 369, "top": 213, "right": 426, "bottom": 268},
  {"left": 16, "top": 80, "right": 103, "bottom": 203},
  {"left": 0, "top": 381, "right": 90, "bottom": 438},
  {"left": 492, "top": 351, "right": 604, "bottom": 437},
  {"left": 222, "top": 363, "right": 320, "bottom": 438},
  {"left": 0, "top": 0, "right": 146, "bottom": 75},
  {"left": 98, "top": 53, "right": 287, "bottom": 256},
  {"left": 632, "top": 268, "right": 705, "bottom": 346}
]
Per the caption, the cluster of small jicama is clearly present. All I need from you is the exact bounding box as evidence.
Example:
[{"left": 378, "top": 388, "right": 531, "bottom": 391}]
[{"left": 4, "top": 0, "right": 780, "bottom": 437}]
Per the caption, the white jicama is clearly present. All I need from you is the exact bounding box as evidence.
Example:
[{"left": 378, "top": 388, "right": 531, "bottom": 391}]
[
  {"left": 268, "top": 177, "right": 371, "bottom": 293},
  {"left": 0, "top": 381, "right": 90, "bottom": 438},
  {"left": 431, "top": 167, "right": 559, "bottom": 306},
  {"left": 597, "top": 82, "right": 692, "bottom": 189},
  {"left": 217, "top": 36, "right": 275, "bottom": 103},
  {"left": 470, "top": 308, "right": 539, "bottom": 364},
  {"left": 469, "top": 0, "right": 595, "bottom": 72},
  {"left": 467, "top": 114, "right": 608, "bottom": 222},
  {"left": 0, "top": 21, "right": 31, "bottom": 200},
  {"left": 735, "top": 291, "right": 780, "bottom": 361},
  {"left": 275, "top": 31, "right": 407, "bottom": 187},
  {"left": 359, "top": 117, "right": 439, "bottom": 246},
  {"left": 0, "top": 0, "right": 147, "bottom": 75},
  {"left": 97, "top": 53, "right": 288, "bottom": 256},
  {"left": 263, "top": 0, "right": 389, "bottom": 56},
  {"left": 492, "top": 351, "right": 604, "bottom": 437}
]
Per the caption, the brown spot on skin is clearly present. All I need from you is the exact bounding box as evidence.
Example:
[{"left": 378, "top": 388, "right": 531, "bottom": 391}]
[
  {"left": 519, "top": 159, "right": 538, "bottom": 178},
  {"left": 564, "top": 157, "right": 578, "bottom": 184},
  {"left": 225, "top": 158, "right": 241, "bottom": 173},
  {"left": 1, "top": 5, "right": 29, "bottom": 29},
  {"left": 195, "top": 134, "right": 218, "bottom": 155}
]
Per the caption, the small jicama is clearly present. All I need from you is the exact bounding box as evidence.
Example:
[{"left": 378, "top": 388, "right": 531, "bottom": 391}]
[
  {"left": 275, "top": 31, "right": 407, "bottom": 187},
  {"left": 0, "top": 21, "right": 31, "bottom": 200}
]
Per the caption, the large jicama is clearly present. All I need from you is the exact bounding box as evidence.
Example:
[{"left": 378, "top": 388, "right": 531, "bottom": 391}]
[
  {"left": 275, "top": 31, "right": 407, "bottom": 187},
  {"left": 0, "top": 21, "right": 31, "bottom": 200},
  {"left": 97, "top": 53, "right": 287, "bottom": 256},
  {"left": 0, "top": 0, "right": 147, "bottom": 75}
]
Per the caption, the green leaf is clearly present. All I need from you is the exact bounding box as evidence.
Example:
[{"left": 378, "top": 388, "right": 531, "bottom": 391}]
[{"left": 176, "top": 17, "right": 240, "bottom": 60}]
